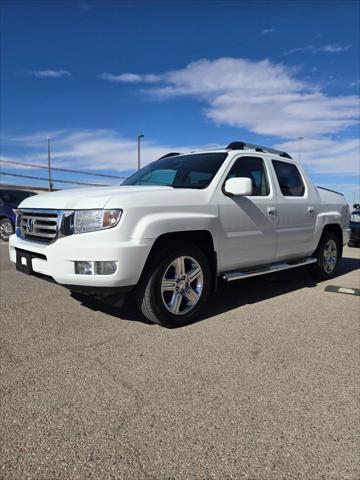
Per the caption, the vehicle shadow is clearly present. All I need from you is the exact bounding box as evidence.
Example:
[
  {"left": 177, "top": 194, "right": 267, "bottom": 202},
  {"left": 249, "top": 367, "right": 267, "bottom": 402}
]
[
  {"left": 70, "top": 255, "right": 360, "bottom": 327},
  {"left": 70, "top": 291, "right": 154, "bottom": 325},
  {"left": 201, "top": 255, "right": 360, "bottom": 323}
]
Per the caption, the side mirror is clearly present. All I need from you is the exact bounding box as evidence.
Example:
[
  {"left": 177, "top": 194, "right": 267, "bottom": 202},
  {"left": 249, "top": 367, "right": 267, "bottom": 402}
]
[{"left": 224, "top": 177, "right": 253, "bottom": 196}]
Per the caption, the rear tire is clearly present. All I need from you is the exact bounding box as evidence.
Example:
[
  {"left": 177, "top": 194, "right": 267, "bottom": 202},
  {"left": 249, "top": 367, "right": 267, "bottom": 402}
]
[
  {"left": 309, "top": 231, "right": 340, "bottom": 279},
  {"left": 135, "top": 241, "right": 211, "bottom": 327}
]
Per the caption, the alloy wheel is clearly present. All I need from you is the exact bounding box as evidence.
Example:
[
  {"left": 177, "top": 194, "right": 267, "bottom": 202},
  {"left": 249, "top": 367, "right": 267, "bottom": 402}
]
[
  {"left": 0, "top": 220, "right": 14, "bottom": 241},
  {"left": 323, "top": 239, "right": 338, "bottom": 274},
  {"left": 161, "top": 256, "right": 204, "bottom": 315}
]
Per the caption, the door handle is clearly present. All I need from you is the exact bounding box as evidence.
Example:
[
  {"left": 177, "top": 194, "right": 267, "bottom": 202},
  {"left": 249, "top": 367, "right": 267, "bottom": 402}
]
[
  {"left": 308, "top": 206, "right": 315, "bottom": 214},
  {"left": 267, "top": 207, "right": 277, "bottom": 216}
]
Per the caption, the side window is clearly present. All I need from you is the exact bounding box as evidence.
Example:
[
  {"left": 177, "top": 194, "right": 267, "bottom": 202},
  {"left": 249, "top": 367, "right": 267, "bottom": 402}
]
[
  {"left": 226, "top": 156, "right": 270, "bottom": 196},
  {"left": 272, "top": 160, "right": 305, "bottom": 197}
]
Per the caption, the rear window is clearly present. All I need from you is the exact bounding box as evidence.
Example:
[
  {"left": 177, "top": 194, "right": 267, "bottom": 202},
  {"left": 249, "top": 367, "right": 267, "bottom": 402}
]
[{"left": 272, "top": 160, "right": 305, "bottom": 197}]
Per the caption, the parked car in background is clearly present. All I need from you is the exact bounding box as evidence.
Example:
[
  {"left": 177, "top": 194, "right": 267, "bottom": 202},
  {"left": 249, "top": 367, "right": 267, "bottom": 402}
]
[
  {"left": 0, "top": 189, "right": 36, "bottom": 241},
  {"left": 349, "top": 205, "right": 360, "bottom": 247}
]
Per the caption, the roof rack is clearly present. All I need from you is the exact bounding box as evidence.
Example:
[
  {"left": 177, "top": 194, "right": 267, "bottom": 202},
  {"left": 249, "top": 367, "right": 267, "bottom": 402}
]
[
  {"left": 226, "top": 141, "right": 293, "bottom": 159},
  {"left": 159, "top": 152, "right": 181, "bottom": 159}
]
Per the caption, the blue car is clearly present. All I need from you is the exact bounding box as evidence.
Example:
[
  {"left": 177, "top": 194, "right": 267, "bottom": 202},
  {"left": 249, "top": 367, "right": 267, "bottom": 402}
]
[
  {"left": 0, "top": 189, "right": 36, "bottom": 241},
  {"left": 349, "top": 204, "right": 360, "bottom": 247}
]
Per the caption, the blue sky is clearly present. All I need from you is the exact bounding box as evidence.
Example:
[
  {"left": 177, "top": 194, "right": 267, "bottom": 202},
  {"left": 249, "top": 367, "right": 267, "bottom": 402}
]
[{"left": 0, "top": 0, "right": 359, "bottom": 203}]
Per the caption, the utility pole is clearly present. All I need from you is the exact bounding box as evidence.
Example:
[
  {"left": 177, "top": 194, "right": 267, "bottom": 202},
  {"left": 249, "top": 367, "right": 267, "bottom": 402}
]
[
  {"left": 137, "top": 134, "right": 144, "bottom": 170},
  {"left": 298, "top": 136, "right": 304, "bottom": 163},
  {"left": 47, "top": 137, "right": 53, "bottom": 191}
]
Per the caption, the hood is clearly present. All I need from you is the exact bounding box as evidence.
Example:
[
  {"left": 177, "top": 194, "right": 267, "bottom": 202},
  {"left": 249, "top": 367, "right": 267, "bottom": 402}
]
[{"left": 17, "top": 185, "right": 205, "bottom": 210}]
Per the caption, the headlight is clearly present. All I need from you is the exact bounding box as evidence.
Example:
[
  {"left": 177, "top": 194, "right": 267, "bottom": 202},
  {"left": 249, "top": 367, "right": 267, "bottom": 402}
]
[
  {"left": 73, "top": 209, "right": 122, "bottom": 234},
  {"left": 351, "top": 213, "right": 360, "bottom": 223}
]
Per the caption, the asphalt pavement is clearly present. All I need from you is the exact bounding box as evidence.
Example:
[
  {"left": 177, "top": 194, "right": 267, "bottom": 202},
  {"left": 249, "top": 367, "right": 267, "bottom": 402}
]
[{"left": 0, "top": 242, "right": 359, "bottom": 480}]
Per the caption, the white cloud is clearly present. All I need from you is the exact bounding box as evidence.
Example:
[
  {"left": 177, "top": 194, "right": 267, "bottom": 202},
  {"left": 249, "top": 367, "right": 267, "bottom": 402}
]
[
  {"left": 262, "top": 28, "right": 275, "bottom": 35},
  {"left": 284, "top": 46, "right": 312, "bottom": 55},
  {"left": 0, "top": 130, "right": 195, "bottom": 175},
  {"left": 1, "top": 130, "right": 67, "bottom": 147},
  {"left": 31, "top": 70, "right": 71, "bottom": 78},
  {"left": 2, "top": 129, "right": 359, "bottom": 177},
  {"left": 275, "top": 137, "right": 360, "bottom": 175},
  {"left": 0, "top": 154, "right": 35, "bottom": 170},
  {"left": 126, "top": 57, "right": 359, "bottom": 139},
  {"left": 97, "top": 58, "right": 359, "bottom": 176},
  {"left": 321, "top": 44, "right": 351, "bottom": 53},
  {"left": 99, "top": 72, "right": 162, "bottom": 83},
  {"left": 99, "top": 72, "right": 142, "bottom": 82},
  {"left": 284, "top": 44, "right": 351, "bottom": 55}
]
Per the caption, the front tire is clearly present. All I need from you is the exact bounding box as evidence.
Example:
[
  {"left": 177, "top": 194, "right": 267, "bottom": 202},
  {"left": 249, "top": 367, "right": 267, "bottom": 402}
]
[
  {"left": 0, "top": 218, "right": 14, "bottom": 242},
  {"left": 309, "top": 232, "right": 340, "bottom": 279},
  {"left": 136, "top": 242, "right": 211, "bottom": 327}
]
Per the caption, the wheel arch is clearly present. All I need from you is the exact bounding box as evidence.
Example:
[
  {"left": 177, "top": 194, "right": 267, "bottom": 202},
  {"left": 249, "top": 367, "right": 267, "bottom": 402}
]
[
  {"left": 318, "top": 223, "right": 343, "bottom": 258},
  {"left": 139, "top": 230, "right": 218, "bottom": 291},
  {"left": 0, "top": 215, "right": 15, "bottom": 224}
]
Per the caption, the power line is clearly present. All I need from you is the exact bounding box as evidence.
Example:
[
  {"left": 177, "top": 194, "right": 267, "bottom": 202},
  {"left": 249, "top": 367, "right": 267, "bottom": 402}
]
[
  {"left": 0, "top": 159, "right": 128, "bottom": 179},
  {"left": 0, "top": 171, "right": 111, "bottom": 187}
]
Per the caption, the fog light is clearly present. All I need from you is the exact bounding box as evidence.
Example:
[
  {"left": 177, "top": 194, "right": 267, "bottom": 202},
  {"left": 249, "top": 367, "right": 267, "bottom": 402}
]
[
  {"left": 75, "top": 261, "right": 93, "bottom": 275},
  {"left": 95, "top": 261, "right": 118, "bottom": 275}
]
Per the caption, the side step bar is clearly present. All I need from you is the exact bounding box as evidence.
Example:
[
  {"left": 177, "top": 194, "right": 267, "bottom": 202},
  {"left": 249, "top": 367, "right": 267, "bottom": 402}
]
[{"left": 223, "top": 257, "right": 317, "bottom": 282}]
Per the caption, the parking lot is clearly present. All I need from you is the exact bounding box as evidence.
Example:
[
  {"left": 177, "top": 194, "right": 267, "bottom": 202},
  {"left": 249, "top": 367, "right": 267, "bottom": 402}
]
[{"left": 0, "top": 242, "right": 359, "bottom": 480}]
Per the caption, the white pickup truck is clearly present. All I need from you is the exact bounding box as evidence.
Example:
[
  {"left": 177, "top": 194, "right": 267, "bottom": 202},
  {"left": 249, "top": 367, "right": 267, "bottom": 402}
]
[{"left": 9, "top": 141, "right": 350, "bottom": 327}]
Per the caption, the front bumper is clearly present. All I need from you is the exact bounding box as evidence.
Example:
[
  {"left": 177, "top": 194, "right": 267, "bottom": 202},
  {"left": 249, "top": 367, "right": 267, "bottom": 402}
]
[{"left": 9, "top": 232, "right": 153, "bottom": 288}]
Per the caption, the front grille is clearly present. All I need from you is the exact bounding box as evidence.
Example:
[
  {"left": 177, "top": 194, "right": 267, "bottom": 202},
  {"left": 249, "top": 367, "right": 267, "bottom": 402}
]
[{"left": 18, "top": 210, "right": 59, "bottom": 243}]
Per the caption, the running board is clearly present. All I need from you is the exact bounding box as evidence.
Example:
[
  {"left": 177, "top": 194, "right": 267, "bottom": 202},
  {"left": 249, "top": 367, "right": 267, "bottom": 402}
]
[{"left": 223, "top": 257, "right": 317, "bottom": 282}]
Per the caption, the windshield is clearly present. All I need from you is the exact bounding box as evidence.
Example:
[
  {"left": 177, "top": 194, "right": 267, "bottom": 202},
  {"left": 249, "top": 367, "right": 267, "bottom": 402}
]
[
  {"left": 122, "top": 152, "right": 228, "bottom": 189},
  {"left": 0, "top": 189, "right": 36, "bottom": 204}
]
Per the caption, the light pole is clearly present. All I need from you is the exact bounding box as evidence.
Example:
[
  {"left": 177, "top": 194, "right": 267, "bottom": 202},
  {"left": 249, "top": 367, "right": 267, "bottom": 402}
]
[
  {"left": 298, "top": 136, "right": 304, "bottom": 163},
  {"left": 137, "top": 134, "right": 144, "bottom": 170},
  {"left": 47, "top": 137, "right": 53, "bottom": 191}
]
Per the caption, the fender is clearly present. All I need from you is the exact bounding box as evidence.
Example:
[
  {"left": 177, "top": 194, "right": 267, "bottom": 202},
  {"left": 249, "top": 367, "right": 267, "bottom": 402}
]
[
  {"left": 130, "top": 211, "right": 220, "bottom": 246},
  {"left": 311, "top": 211, "right": 344, "bottom": 252}
]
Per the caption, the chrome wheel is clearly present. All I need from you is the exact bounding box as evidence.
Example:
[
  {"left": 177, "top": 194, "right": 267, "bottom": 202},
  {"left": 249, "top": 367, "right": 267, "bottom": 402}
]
[
  {"left": 161, "top": 256, "right": 204, "bottom": 315},
  {"left": 323, "top": 239, "right": 338, "bottom": 274},
  {"left": 0, "top": 219, "right": 14, "bottom": 241}
]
